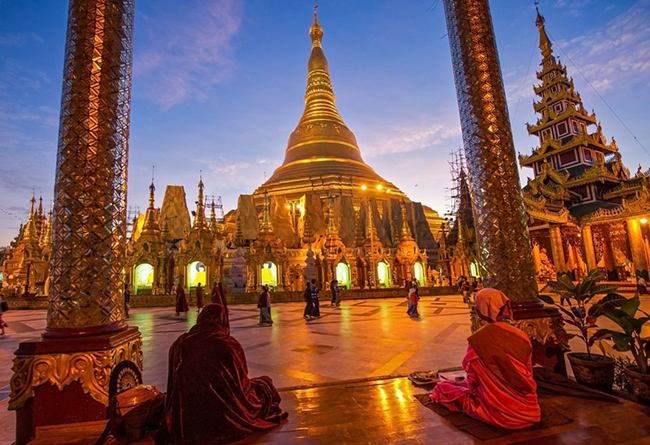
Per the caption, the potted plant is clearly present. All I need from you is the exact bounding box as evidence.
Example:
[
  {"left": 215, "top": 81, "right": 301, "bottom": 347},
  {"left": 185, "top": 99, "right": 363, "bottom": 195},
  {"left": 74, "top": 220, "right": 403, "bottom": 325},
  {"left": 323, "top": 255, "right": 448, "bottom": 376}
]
[
  {"left": 539, "top": 268, "right": 624, "bottom": 391},
  {"left": 595, "top": 294, "right": 650, "bottom": 404}
]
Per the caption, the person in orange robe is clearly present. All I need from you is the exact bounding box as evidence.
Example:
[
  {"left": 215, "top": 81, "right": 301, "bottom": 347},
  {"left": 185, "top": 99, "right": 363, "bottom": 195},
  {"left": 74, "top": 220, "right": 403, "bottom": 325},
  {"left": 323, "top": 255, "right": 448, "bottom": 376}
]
[{"left": 430, "top": 288, "right": 541, "bottom": 429}]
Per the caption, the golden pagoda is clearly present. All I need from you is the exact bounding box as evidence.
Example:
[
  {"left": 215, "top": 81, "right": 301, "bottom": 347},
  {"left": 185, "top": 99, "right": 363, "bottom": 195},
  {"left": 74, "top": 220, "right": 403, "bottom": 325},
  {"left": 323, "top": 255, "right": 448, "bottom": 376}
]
[{"left": 254, "top": 9, "right": 406, "bottom": 203}]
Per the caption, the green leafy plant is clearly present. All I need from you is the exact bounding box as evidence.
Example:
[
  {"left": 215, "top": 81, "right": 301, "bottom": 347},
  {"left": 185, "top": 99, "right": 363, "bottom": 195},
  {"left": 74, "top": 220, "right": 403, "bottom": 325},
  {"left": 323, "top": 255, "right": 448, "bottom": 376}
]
[
  {"left": 538, "top": 268, "right": 624, "bottom": 360},
  {"left": 595, "top": 294, "right": 650, "bottom": 374}
]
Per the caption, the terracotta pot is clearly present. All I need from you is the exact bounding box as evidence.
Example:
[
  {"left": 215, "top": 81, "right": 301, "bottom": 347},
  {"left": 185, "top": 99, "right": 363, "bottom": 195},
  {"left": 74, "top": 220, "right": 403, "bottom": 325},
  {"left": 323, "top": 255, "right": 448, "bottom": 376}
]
[
  {"left": 567, "top": 352, "right": 615, "bottom": 392},
  {"left": 624, "top": 365, "right": 650, "bottom": 405}
]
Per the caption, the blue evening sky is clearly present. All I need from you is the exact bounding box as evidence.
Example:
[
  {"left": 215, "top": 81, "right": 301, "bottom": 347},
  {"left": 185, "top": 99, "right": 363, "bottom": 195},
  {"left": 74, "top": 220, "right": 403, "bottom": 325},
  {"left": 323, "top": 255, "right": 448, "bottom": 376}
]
[{"left": 1, "top": 0, "right": 649, "bottom": 245}]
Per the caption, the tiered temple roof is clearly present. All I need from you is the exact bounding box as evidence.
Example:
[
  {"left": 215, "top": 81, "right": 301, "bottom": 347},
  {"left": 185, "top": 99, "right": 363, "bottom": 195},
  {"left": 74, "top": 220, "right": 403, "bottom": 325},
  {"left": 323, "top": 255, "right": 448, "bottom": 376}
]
[{"left": 519, "top": 8, "right": 642, "bottom": 226}]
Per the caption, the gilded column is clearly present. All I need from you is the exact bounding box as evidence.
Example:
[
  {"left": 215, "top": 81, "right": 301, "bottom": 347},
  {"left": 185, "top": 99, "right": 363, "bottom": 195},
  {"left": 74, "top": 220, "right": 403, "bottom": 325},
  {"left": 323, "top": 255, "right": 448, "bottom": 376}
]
[
  {"left": 626, "top": 218, "right": 648, "bottom": 275},
  {"left": 548, "top": 225, "right": 566, "bottom": 274},
  {"left": 442, "top": 0, "right": 537, "bottom": 301},
  {"left": 10, "top": 2, "right": 142, "bottom": 443},
  {"left": 443, "top": 0, "right": 568, "bottom": 373},
  {"left": 602, "top": 227, "right": 617, "bottom": 278},
  {"left": 581, "top": 225, "right": 597, "bottom": 271},
  {"left": 532, "top": 243, "right": 542, "bottom": 274}
]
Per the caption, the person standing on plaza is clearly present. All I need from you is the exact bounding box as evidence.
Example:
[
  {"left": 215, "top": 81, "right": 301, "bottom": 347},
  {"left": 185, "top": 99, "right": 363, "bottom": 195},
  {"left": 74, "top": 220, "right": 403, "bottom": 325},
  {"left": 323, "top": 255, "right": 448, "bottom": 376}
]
[
  {"left": 407, "top": 285, "right": 420, "bottom": 317},
  {"left": 405, "top": 280, "right": 413, "bottom": 314},
  {"left": 175, "top": 283, "right": 189, "bottom": 317},
  {"left": 334, "top": 280, "right": 342, "bottom": 307},
  {"left": 329, "top": 278, "right": 338, "bottom": 307},
  {"left": 258, "top": 285, "right": 273, "bottom": 326},
  {"left": 196, "top": 283, "right": 205, "bottom": 313},
  {"left": 309, "top": 279, "right": 321, "bottom": 319},
  {"left": 303, "top": 282, "right": 313, "bottom": 319},
  {"left": 124, "top": 286, "right": 131, "bottom": 319},
  {"left": 219, "top": 281, "right": 229, "bottom": 313}
]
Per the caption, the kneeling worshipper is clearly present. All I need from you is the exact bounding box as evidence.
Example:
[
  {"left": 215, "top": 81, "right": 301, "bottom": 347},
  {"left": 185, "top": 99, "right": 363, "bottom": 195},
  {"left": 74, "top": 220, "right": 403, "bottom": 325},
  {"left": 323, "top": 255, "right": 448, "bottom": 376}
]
[
  {"left": 165, "top": 303, "right": 288, "bottom": 443},
  {"left": 430, "top": 288, "right": 541, "bottom": 429}
]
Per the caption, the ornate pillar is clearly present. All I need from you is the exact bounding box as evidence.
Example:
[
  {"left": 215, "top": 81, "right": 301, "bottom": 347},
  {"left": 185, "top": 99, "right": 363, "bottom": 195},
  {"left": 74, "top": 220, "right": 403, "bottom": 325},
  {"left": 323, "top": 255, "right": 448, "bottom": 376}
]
[
  {"left": 581, "top": 225, "right": 597, "bottom": 271},
  {"left": 627, "top": 218, "right": 648, "bottom": 275},
  {"left": 532, "top": 243, "right": 542, "bottom": 274},
  {"left": 443, "top": 0, "right": 567, "bottom": 373},
  {"left": 10, "top": 1, "right": 142, "bottom": 443},
  {"left": 549, "top": 225, "right": 566, "bottom": 274},
  {"left": 602, "top": 226, "right": 617, "bottom": 279}
]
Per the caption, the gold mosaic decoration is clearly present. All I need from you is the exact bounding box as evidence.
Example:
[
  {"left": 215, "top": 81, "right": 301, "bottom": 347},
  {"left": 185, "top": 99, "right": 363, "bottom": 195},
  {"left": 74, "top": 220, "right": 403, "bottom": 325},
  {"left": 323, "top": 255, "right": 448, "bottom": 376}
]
[
  {"left": 47, "top": 0, "right": 135, "bottom": 330},
  {"left": 442, "top": 0, "right": 538, "bottom": 301}
]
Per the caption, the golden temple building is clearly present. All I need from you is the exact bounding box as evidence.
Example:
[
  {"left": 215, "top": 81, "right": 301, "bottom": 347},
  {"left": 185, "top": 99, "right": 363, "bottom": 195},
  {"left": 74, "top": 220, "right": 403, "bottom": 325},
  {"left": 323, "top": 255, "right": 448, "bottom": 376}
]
[
  {"left": 1, "top": 195, "right": 51, "bottom": 297},
  {"left": 120, "top": 10, "right": 446, "bottom": 295},
  {"left": 446, "top": 8, "right": 650, "bottom": 285}
]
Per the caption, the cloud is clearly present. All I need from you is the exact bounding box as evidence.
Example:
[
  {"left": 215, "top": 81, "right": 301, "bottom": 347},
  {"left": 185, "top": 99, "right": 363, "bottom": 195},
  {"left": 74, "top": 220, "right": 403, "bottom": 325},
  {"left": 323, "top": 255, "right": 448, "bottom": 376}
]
[
  {"left": 552, "top": 1, "right": 650, "bottom": 93},
  {"left": 553, "top": 0, "right": 592, "bottom": 17},
  {"left": 358, "top": 118, "right": 461, "bottom": 158},
  {"left": 134, "top": 0, "right": 243, "bottom": 109}
]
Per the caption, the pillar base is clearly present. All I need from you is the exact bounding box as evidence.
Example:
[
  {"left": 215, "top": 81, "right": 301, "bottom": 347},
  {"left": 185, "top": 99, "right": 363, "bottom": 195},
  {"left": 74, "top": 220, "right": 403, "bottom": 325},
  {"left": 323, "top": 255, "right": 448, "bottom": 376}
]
[
  {"left": 471, "top": 301, "right": 569, "bottom": 375},
  {"left": 10, "top": 327, "right": 142, "bottom": 445}
]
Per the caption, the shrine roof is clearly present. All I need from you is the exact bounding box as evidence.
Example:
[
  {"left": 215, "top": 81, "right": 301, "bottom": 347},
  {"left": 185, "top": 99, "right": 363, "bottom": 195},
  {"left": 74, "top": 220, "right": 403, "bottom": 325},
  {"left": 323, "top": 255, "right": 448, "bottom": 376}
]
[{"left": 570, "top": 201, "right": 619, "bottom": 220}]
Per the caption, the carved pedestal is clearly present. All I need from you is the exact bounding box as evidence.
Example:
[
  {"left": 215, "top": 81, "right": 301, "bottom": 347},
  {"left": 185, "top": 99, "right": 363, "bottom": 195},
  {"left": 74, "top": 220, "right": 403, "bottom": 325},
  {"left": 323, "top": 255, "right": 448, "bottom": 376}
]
[{"left": 10, "top": 327, "right": 142, "bottom": 445}]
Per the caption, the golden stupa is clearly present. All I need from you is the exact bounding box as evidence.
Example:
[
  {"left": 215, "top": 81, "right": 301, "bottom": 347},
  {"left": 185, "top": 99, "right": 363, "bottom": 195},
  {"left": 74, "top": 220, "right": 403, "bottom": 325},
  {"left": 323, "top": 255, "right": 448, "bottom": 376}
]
[{"left": 254, "top": 10, "right": 406, "bottom": 202}]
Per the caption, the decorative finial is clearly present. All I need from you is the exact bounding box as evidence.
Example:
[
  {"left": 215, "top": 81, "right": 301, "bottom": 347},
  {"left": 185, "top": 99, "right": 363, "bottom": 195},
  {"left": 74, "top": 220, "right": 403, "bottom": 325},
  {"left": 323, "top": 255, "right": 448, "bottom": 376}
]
[
  {"left": 152, "top": 165, "right": 155, "bottom": 183},
  {"left": 310, "top": 5, "right": 323, "bottom": 47}
]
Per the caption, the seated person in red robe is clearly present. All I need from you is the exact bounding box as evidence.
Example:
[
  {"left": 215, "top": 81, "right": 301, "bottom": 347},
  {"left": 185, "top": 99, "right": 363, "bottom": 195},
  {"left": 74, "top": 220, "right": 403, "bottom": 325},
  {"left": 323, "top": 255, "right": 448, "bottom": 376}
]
[
  {"left": 430, "top": 288, "right": 541, "bottom": 429},
  {"left": 165, "top": 303, "right": 287, "bottom": 443}
]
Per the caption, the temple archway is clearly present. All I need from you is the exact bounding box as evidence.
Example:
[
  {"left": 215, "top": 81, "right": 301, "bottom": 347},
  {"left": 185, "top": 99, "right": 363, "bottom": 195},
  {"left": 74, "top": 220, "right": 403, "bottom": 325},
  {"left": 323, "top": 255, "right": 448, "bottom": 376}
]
[
  {"left": 187, "top": 261, "right": 207, "bottom": 289},
  {"left": 414, "top": 262, "right": 426, "bottom": 286},
  {"left": 377, "top": 261, "right": 391, "bottom": 288},
  {"left": 336, "top": 262, "right": 351, "bottom": 289},
  {"left": 261, "top": 261, "right": 278, "bottom": 288},
  {"left": 134, "top": 263, "right": 154, "bottom": 295}
]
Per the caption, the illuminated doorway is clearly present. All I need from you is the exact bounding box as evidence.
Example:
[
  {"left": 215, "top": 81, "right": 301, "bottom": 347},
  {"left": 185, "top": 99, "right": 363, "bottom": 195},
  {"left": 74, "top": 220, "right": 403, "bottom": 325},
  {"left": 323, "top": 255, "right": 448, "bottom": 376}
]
[
  {"left": 134, "top": 263, "right": 154, "bottom": 294},
  {"left": 336, "top": 262, "right": 351, "bottom": 289},
  {"left": 470, "top": 262, "right": 479, "bottom": 278},
  {"left": 261, "top": 261, "right": 278, "bottom": 288},
  {"left": 414, "top": 262, "right": 425, "bottom": 286},
  {"left": 377, "top": 261, "right": 391, "bottom": 288},
  {"left": 187, "top": 261, "right": 207, "bottom": 288}
]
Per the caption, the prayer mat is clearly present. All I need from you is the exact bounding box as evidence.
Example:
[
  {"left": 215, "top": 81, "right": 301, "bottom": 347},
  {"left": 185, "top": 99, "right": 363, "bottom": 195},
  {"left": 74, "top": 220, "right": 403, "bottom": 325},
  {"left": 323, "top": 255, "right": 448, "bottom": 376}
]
[{"left": 413, "top": 393, "right": 573, "bottom": 441}]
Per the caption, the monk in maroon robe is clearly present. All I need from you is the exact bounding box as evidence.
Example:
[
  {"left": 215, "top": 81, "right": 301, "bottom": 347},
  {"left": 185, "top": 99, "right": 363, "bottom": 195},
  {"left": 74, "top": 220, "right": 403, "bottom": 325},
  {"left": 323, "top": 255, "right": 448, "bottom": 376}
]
[
  {"left": 165, "top": 303, "right": 287, "bottom": 443},
  {"left": 195, "top": 283, "right": 204, "bottom": 312},
  {"left": 430, "top": 288, "right": 541, "bottom": 429},
  {"left": 175, "top": 284, "right": 189, "bottom": 316}
]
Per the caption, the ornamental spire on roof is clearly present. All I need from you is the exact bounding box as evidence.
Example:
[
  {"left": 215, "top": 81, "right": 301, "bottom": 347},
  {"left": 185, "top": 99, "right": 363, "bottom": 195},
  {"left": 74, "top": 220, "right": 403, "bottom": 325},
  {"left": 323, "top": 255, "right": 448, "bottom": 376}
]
[
  {"left": 192, "top": 174, "right": 208, "bottom": 230},
  {"left": 142, "top": 177, "right": 159, "bottom": 234},
  {"left": 23, "top": 195, "right": 37, "bottom": 242},
  {"left": 535, "top": 6, "right": 553, "bottom": 60}
]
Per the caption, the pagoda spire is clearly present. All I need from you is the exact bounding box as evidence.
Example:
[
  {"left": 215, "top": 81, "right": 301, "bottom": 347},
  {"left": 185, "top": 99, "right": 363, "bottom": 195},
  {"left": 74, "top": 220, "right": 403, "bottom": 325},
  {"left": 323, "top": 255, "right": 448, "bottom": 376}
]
[
  {"left": 535, "top": 5, "right": 553, "bottom": 60},
  {"left": 23, "top": 195, "right": 38, "bottom": 242},
  {"left": 192, "top": 175, "right": 208, "bottom": 230},
  {"left": 209, "top": 197, "right": 218, "bottom": 233},
  {"left": 399, "top": 200, "right": 414, "bottom": 242},
  {"left": 259, "top": 190, "right": 274, "bottom": 235},
  {"left": 41, "top": 207, "right": 53, "bottom": 249},
  {"left": 36, "top": 195, "right": 44, "bottom": 237},
  {"left": 142, "top": 178, "right": 159, "bottom": 233}
]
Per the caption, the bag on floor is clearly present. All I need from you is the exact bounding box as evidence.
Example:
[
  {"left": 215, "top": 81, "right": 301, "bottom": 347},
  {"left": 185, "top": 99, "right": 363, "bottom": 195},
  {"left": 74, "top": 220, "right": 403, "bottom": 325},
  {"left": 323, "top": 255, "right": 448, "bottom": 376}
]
[{"left": 96, "top": 385, "right": 165, "bottom": 445}]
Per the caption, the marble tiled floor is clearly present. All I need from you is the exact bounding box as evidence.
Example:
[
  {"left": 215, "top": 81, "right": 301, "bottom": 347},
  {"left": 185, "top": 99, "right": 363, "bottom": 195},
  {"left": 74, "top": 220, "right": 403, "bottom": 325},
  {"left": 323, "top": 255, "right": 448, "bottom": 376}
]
[{"left": 1, "top": 293, "right": 649, "bottom": 444}]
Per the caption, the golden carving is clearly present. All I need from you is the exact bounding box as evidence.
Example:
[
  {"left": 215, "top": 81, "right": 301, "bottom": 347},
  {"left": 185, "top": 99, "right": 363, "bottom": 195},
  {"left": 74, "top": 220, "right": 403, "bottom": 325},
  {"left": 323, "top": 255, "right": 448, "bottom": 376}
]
[
  {"left": 512, "top": 317, "right": 569, "bottom": 349},
  {"left": 9, "top": 337, "right": 143, "bottom": 411}
]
